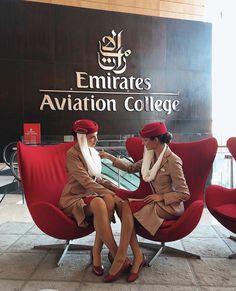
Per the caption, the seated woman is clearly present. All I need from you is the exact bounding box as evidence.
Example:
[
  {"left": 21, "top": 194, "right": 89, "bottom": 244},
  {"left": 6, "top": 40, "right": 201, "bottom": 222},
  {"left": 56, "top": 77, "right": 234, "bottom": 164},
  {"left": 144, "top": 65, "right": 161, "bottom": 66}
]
[
  {"left": 100, "top": 121, "right": 190, "bottom": 282},
  {"left": 59, "top": 119, "right": 129, "bottom": 276}
]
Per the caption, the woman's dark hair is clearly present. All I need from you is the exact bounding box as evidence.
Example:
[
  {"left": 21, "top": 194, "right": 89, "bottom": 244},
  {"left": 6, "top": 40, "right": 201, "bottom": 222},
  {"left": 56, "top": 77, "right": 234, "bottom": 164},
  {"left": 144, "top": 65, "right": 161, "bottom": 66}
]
[
  {"left": 150, "top": 132, "right": 173, "bottom": 144},
  {"left": 72, "top": 129, "right": 77, "bottom": 138}
]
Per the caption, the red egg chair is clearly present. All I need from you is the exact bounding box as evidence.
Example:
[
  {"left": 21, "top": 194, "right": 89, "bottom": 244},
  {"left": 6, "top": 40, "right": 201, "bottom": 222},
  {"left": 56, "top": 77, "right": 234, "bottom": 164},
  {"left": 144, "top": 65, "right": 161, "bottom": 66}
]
[
  {"left": 116, "top": 137, "right": 218, "bottom": 265},
  {"left": 227, "top": 137, "right": 236, "bottom": 159},
  {"left": 17, "top": 141, "right": 94, "bottom": 266},
  {"left": 205, "top": 137, "right": 236, "bottom": 259}
]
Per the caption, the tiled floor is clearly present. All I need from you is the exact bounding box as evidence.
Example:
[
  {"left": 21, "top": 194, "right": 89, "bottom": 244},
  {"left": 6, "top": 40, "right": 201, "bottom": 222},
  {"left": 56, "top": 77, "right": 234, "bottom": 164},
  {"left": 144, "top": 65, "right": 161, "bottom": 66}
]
[{"left": 1, "top": 170, "right": 236, "bottom": 290}]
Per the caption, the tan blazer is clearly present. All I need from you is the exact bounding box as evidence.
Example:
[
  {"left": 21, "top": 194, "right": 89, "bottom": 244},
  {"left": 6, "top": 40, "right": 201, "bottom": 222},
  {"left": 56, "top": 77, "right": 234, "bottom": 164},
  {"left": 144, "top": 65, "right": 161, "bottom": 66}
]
[
  {"left": 113, "top": 146, "right": 190, "bottom": 235},
  {"left": 59, "top": 143, "right": 117, "bottom": 227}
]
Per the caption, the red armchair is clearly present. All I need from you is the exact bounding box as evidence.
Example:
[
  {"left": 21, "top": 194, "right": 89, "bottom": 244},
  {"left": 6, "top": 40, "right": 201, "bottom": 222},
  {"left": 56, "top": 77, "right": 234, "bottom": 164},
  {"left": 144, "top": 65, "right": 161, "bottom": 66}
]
[
  {"left": 227, "top": 137, "right": 236, "bottom": 160},
  {"left": 205, "top": 137, "right": 236, "bottom": 259},
  {"left": 116, "top": 137, "right": 217, "bottom": 265},
  {"left": 17, "top": 141, "right": 94, "bottom": 266}
]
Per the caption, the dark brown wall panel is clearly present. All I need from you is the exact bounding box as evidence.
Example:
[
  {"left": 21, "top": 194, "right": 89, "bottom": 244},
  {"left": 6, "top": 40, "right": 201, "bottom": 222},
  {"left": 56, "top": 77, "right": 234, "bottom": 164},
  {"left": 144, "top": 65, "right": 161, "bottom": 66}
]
[{"left": 0, "top": 0, "right": 212, "bottom": 158}]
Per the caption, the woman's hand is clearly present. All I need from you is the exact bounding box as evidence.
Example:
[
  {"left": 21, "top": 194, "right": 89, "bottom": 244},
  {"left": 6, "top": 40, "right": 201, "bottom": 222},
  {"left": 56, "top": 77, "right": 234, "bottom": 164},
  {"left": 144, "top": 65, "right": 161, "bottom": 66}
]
[
  {"left": 143, "top": 194, "right": 164, "bottom": 204},
  {"left": 99, "top": 150, "right": 115, "bottom": 161}
]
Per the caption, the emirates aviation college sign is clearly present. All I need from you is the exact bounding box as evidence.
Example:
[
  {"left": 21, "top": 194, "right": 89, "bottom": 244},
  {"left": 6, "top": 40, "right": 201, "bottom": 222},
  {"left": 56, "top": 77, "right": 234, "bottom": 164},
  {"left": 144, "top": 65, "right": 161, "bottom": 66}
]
[{"left": 39, "top": 30, "right": 180, "bottom": 114}]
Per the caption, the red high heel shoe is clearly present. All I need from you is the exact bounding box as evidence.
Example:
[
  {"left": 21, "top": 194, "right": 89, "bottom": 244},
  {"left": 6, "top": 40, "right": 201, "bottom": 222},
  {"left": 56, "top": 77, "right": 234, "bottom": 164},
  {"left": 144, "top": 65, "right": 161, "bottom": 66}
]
[
  {"left": 108, "top": 253, "right": 132, "bottom": 272},
  {"left": 103, "top": 258, "right": 131, "bottom": 283},
  {"left": 90, "top": 250, "right": 104, "bottom": 276},
  {"left": 127, "top": 255, "right": 147, "bottom": 282}
]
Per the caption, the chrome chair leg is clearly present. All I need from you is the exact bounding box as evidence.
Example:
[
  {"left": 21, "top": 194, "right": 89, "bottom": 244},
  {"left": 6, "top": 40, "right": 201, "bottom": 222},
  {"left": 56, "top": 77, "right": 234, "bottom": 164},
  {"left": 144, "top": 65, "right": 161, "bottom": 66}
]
[
  {"left": 33, "top": 240, "right": 93, "bottom": 266},
  {"left": 229, "top": 253, "right": 236, "bottom": 259},
  {"left": 229, "top": 235, "right": 236, "bottom": 242},
  {"left": 139, "top": 241, "right": 200, "bottom": 266},
  {"left": 228, "top": 236, "right": 236, "bottom": 259}
]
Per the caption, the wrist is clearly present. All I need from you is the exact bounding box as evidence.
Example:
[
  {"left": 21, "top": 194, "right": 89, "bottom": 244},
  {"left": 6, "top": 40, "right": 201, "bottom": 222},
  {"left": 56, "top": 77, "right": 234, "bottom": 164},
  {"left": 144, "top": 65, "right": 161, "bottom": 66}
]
[
  {"left": 109, "top": 154, "right": 116, "bottom": 163},
  {"left": 158, "top": 194, "right": 164, "bottom": 201}
]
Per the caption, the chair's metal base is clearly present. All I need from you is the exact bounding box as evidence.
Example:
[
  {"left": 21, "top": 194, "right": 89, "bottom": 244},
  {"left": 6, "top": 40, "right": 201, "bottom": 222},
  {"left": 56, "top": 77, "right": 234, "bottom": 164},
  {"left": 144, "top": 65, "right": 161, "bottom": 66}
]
[
  {"left": 229, "top": 236, "right": 236, "bottom": 259},
  {"left": 229, "top": 235, "right": 236, "bottom": 242},
  {"left": 139, "top": 241, "right": 201, "bottom": 266},
  {"left": 33, "top": 240, "right": 93, "bottom": 266}
]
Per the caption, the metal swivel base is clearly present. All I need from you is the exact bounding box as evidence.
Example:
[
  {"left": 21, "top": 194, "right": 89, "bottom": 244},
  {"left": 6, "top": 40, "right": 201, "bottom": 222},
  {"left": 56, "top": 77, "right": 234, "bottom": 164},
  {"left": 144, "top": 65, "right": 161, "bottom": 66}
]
[
  {"left": 229, "top": 236, "right": 236, "bottom": 259},
  {"left": 139, "top": 241, "right": 201, "bottom": 266},
  {"left": 33, "top": 240, "right": 93, "bottom": 266}
]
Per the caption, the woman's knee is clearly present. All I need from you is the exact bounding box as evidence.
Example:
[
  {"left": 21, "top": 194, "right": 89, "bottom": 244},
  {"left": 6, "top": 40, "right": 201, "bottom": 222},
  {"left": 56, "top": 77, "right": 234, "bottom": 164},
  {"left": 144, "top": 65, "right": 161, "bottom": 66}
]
[
  {"left": 121, "top": 200, "right": 130, "bottom": 210},
  {"left": 121, "top": 201, "right": 132, "bottom": 217},
  {"left": 90, "top": 197, "right": 107, "bottom": 213},
  {"left": 103, "top": 194, "right": 115, "bottom": 211}
]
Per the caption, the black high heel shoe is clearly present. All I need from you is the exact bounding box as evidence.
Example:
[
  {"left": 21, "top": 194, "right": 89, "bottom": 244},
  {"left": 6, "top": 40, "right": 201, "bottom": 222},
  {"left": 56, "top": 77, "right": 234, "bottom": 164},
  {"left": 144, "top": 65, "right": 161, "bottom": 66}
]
[{"left": 90, "top": 249, "right": 104, "bottom": 276}]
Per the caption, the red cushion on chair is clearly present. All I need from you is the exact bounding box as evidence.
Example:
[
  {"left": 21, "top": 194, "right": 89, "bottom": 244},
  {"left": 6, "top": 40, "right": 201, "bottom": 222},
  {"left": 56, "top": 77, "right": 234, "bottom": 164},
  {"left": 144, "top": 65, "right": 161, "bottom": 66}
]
[
  {"left": 214, "top": 204, "right": 236, "bottom": 221},
  {"left": 160, "top": 220, "right": 176, "bottom": 229}
]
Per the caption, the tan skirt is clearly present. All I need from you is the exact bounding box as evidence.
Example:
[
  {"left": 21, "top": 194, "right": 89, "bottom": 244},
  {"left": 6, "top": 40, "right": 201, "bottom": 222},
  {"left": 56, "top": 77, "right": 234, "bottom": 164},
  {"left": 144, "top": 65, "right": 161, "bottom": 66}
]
[{"left": 129, "top": 200, "right": 176, "bottom": 236}]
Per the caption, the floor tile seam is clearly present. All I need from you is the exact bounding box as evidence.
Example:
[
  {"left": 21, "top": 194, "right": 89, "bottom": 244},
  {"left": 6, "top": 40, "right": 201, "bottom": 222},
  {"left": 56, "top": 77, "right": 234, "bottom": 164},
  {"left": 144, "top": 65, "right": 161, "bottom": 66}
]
[
  {"left": 1, "top": 233, "right": 45, "bottom": 236},
  {"left": 211, "top": 225, "right": 234, "bottom": 239},
  {"left": 181, "top": 235, "right": 234, "bottom": 258},
  {"left": 11, "top": 279, "right": 27, "bottom": 291},
  {"left": 1, "top": 233, "right": 27, "bottom": 253},
  {"left": 184, "top": 257, "right": 236, "bottom": 288},
  {"left": 16, "top": 279, "right": 84, "bottom": 283},
  {"left": 221, "top": 237, "right": 236, "bottom": 254},
  {"left": 187, "top": 257, "right": 236, "bottom": 288},
  {"left": 79, "top": 279, "right": 222, "bottom": 287},
  {"left": 18, "top": 279, "right": 83, "bottom": 291},
  {"left": 25, "top": 223, "right": 42, "bottom": 234},
  {"left": 23, "top": 251, "right": 50, "bottom": 282},
  {"left": 11, "top": 233, "right": 54, "bottom": 237},
  {"left": 1, "top": 232, "right": 34, "bottom": 236},
  {"left": 213, "top": 232, "right": 236, "bottom": 255},
  {"left": 3, "top": 250, "right": 51, "bottom": 254},
  {"left": 200, "top": 257, "right": 236, "bottom": 261},
  {"left": 183, "top": 236, "right": 223, "bottom": 239},
  {"left": 183, "top": 225, "right": 220, "bottom": 239},
  {"left": 0, "top": 224, "right": 35, "bottom": 235},
  {"left": 198, "top": 255, "right": 234, "bottom": 259},
  {"left": 4, "top": 249, "right": 95, "bottom": 255},
  {"left": 1, "top": 277, "right": 236, "bottom": 287},
  {"left": 0, "top": 276, "right": 84, "bottom": 283},
  {"left": 180, "top": 239, "right": 200, "bottom": 287},
  {"left": 0, "top": 220, "right": 33, "bottom": 226},
  {"left": 192, "top": 286, "right": 236, "bottom": 290},
  {"left": 0, "top": 278, "right": 26, "bottom": 291}
]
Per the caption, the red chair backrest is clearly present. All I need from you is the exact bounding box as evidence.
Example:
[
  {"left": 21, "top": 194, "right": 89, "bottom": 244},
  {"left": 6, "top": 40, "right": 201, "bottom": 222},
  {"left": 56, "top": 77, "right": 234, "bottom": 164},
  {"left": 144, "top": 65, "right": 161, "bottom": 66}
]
[
  {"left": 126, "top": 137, "right": 217, "bottom": 208},
  {"left": 17, "top": 142, "right": 75, "bottom": 207},
  {"left": 227, "top": 137, "right": 236, "bottom": 160}
]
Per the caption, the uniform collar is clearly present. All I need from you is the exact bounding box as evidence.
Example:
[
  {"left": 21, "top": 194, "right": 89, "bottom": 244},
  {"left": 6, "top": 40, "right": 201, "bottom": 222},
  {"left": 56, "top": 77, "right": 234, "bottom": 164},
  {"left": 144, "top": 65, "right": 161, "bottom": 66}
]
[{"left": 159, "top": 145, "right": 172, "bottom": 168}]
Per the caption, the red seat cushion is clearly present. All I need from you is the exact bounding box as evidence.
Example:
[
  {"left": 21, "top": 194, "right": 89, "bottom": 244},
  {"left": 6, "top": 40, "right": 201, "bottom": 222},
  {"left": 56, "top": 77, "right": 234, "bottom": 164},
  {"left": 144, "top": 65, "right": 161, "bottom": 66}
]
[
  {"left": 160, "top": 219, "right": 177, "bottom": 229},
  {"left": 214, "top": 204, "right": 236, "bottom": 221}
]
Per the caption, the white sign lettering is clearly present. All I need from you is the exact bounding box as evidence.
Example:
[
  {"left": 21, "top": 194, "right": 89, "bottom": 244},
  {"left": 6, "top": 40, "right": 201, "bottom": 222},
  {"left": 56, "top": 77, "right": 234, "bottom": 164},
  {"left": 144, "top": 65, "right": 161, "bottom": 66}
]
[{"left": 39, "top": 30, "right": 180, "bottom": 114}]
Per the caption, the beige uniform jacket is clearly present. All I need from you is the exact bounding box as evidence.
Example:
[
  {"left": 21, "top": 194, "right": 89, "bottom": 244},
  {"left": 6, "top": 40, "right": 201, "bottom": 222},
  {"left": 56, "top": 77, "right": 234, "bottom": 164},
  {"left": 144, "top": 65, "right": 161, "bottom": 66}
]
[
  {"left": 113, "top": 146, "right": 190, "bottom": 235},
  {"left": 59, "top": 143, "right": 117, "bottom": 227}
]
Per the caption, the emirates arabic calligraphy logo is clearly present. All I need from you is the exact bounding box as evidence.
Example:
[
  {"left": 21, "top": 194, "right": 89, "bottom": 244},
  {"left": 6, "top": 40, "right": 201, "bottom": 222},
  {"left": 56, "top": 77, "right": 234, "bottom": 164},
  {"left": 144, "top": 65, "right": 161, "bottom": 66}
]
[{"left": 97, "top": 30, "right": 131, "bottom": 74}]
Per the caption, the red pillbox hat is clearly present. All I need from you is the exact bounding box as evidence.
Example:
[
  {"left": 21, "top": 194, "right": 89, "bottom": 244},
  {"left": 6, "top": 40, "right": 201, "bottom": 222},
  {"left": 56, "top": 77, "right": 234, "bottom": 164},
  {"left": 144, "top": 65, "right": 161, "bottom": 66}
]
[
  {"left": 140, "top": 122, "right": 167, "bottom": 138},
  {"left": 72, "top": 119, "right": 99, "bottom": 134}
]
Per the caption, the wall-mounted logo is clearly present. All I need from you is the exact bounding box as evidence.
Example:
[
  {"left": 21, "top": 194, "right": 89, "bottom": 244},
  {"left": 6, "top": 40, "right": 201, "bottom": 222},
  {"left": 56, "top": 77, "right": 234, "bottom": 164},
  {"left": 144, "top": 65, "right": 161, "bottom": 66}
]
[
  {"left": 97, "top": 30, "right": 131, "bottom": 74},
  {"left": 39, "top": 29, "right": 179, "bottom": 114}
]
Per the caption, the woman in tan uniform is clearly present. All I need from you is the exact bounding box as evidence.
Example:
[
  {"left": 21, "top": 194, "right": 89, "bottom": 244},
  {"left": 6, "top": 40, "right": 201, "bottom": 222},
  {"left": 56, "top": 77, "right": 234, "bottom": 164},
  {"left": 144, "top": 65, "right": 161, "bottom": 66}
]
[
  {"left": 59, "top": 119, "right": 130, "bottom": 276},
  {"left": 100, "top": 121, "right": 190, "bottom": 282}
]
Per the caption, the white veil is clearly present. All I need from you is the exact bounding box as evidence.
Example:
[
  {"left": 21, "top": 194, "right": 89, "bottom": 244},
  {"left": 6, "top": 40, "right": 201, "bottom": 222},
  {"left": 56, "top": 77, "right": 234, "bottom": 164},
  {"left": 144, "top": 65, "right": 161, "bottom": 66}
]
[{"left": 77, "top": 133, "right": 102, "bottom": 177}]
